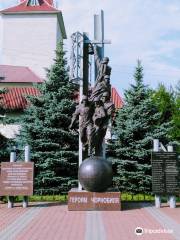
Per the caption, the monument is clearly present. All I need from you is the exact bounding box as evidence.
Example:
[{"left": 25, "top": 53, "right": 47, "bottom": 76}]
[
  {"left": 0, "top": 162, "right": 34, "bottom": 196},
  {"left": 152, "top": 139, "right": 180, "bottom": 208},
  {"left": 0, "top": 145, "right": 34, "bottom": 208},
  {"left": 152, "top": 152, "right": 179, "bottom": 195},
  {"left": 68, "top": 11, "right": 121, "bottom": 211}
]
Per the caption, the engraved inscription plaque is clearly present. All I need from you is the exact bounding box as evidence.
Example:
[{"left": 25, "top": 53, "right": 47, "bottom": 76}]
[
  {"left": 68, "top": 188, "right": 121, "bottom": 211},
  {"left": 0, "top": 162, "right": 34, "bottom": 196},
  {"left": 152, "top": 152, "right": 179, "bottom": 194}
]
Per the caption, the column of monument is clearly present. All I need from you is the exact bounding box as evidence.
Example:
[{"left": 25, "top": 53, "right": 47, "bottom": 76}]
[
  {"left": 68, "top": 11, "right": 120, "bottom": 211},
  {"left": 153, "top": 139, "right": 161, "bottom": 208},
  {"left": 94, "top": 10, "right": 106, "bottom": 158},
  {"left": 22, "top": 145, "right": 30, "bottom": 208},
  {"left": 7, "top": 148, "right": 16, "bottom": 208},
  {"left": 167, "top": 145, "right": 176, "bottom": 208},
  {"left": 77, "top": 33, "right": 89, "bottom": 190}
]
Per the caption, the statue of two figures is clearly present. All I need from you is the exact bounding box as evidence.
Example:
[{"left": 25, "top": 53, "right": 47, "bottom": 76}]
[{"left": 69, "top": 46, "right": 115, "bottom": 158}]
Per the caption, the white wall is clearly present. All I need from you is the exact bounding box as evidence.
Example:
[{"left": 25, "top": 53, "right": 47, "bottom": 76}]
[
  {"left": 0, "top": 15, "right": 3, "bottom": 63},
  {"left": 1, "top": 14, "right": 63, "bottom": 79}
]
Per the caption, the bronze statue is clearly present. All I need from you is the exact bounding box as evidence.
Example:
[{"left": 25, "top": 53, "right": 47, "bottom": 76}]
[
  {"left": 89, "top": 75, "right": 111, "bottom": 102},
  {"left": 101, "top": 92, "right": 115, "bottom": 140},
  {"left": 70, "top": 44, "right": 114, "bottom": 192},
  {"left": 94, "top": 46, "right": 111, "bottom": 84},
  {"left": 70, "top": 47, "right": 114, "bottom": 158},
  {"left": 91, "top": 97, "right": 106, "bottom": 156},
  {"left": 101, "top": 92, "right": 115, "bottom": 118},
  {"left": 69, "top": 95, "right": 93, "bottom": 153}
]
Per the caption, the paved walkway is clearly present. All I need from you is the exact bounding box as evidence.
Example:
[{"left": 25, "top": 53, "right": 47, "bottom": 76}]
[{"left": 0, "top": 202, "right": 180, "bottom": 240}]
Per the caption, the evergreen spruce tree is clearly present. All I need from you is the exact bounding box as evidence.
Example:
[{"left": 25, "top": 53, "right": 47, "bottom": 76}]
[
  {"left": 108, "top": 61, "right": 171, "bottom": 194},
  {"left": 18, "top": 43, "right": 78, "bottom": 194}
]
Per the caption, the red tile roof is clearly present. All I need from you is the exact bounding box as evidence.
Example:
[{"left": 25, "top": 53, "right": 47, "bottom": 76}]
[
  {"left": 0, "top": 65, "right": 43, "bottom": 83},
  {"left": 46, "top": 0, "right": 54, "bottom": 5},
  {"left": 0, "top": 0, "right": 59, "bottom": 13},
  {"left": 111, "top": 87, "right": 123, "bottom": 109},
  {"left": 0, "top": 87, "right": 40, "bottom": 110},
  {"left": 0, "top": 85, "right": 123, "bottom": 110},
  {"left": 74, "top": 88, "right": 123, "bottom": 109}
]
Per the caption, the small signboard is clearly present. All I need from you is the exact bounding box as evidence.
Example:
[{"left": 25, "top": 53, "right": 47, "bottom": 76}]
[
  {"left": 68, "top": 189, "right": 121, "bottom": 211},
  {"left": 152, "top": 152, "right": 179, "bottom": 195},
  {"left": 0, "top": 162, "right": 34, "bottom": 196}
]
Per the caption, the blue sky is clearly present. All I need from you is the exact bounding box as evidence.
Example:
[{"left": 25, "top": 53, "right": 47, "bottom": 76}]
[{"left": 1, "top": 0, "right": 180, "bottom": 95}]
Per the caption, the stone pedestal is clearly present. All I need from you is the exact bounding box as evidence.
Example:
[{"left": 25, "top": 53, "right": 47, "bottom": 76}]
[{"left": 68, "top": 188, "right": 121, "bottom": 211}]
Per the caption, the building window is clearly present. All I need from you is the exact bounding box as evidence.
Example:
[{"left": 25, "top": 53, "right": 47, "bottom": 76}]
[{"left": 27, "top": 0, "right": 40, "bottom": 6}]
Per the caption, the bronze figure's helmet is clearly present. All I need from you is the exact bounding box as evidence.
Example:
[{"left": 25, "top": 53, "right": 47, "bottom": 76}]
[
  {"left": 94, "top": 96, "right": 101, "bottom": 102},
  {"left": 102, "top": 57, "right": 109, "bottom": 64},
  {"left": 104, "top": 75, "right": 110, "bottom": 80},
  {"left": 102, "top": 92, "right": 110, "bottom": 97},
  {"left": 104, "top": 75, "right": 110, "bottom": 84},
  {"left": 101, "top": 92, "right": 110, "bottom": 102}
]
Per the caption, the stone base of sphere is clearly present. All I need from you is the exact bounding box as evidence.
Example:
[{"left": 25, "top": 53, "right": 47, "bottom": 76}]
[
  {"left": 78, "top": 156, "right": 113, "bottom": 192},
  {"left": 68, "top": 188, "right": 121, "bottom": 211}
]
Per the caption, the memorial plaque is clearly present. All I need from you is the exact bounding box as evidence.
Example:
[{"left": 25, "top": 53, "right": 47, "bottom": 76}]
[
  {"left": 152, "top": 152, "right": 166, "bottom": 194},
  {"left": 152, "top": 152, "right": 179, "bottom": 194},
  {"left": 165, "top": 153, "right": 179, "bottom": 194},
  {"left": 0, "top": 162, "right": 34, "bottom": 196},
  {"left": 68, "top": 188, "right": 121, "bottom": 211}
]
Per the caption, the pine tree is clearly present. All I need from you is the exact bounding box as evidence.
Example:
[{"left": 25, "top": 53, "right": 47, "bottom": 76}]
[
  {"left": 18, "top": 43, "right": 78, "bottom": 194},
  {"left": 108, "top": 60, "right": 171, "bottom": 194}
]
